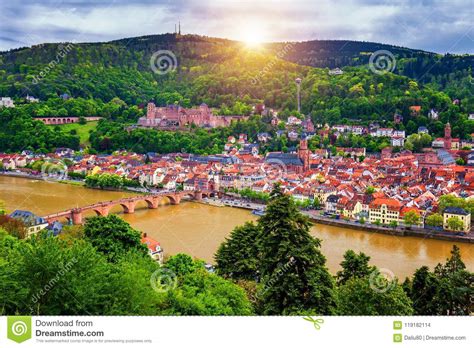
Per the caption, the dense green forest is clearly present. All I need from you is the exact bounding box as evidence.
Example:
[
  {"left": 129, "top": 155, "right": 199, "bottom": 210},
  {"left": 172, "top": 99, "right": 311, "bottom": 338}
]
[
  {"left": 1, "top": 186, "right": 472, "bottom": 315},
  {"left": 1, "top": 34, "right": 473, "bottom": 114},
  {"left": 0, "top": 34, "right": 473, "bottom": 153},
  {"left": 274, "top": 40, "right": 474, "bottom": 90}
]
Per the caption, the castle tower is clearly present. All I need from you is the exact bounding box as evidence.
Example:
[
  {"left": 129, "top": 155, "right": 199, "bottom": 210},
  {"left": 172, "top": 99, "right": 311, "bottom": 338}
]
[
  {"left": 444, "top": 122, "right": 452, "bottom": 150},
  {"left": 147, "top": 102, "right": 155, "bottom": 119},
  {"left": 298, "top": 138, "right": 310, "bottom": 172}
]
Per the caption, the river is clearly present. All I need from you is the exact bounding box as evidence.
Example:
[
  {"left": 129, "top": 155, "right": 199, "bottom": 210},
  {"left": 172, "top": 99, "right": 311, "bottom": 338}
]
[{"left": 0, "top": 175, "right": 472, "bottom": 278}]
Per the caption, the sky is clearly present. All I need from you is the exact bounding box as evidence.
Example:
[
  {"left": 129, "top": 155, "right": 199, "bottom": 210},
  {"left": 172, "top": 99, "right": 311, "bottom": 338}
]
[{"left": 1, "top": 0, "right": 473, "bottom": 53}]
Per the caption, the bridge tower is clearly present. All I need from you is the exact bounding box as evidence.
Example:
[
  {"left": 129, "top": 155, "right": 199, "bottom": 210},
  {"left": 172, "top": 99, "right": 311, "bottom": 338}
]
[{"left": 71, "top": 209, "right": 83, "bottom": 225}]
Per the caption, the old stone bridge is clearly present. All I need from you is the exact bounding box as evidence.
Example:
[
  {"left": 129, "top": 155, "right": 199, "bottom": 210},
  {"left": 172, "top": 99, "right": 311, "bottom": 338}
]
[{"left": 42, "top": 190, "right": 211, "bottom": 225}]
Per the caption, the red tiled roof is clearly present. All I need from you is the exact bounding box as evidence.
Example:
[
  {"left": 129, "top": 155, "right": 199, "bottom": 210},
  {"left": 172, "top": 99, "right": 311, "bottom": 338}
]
[
  {"left": 141, "top": 235, "right": 161, "bottom": 253},
  {"left": 370, "top": 198, "right": 402, "bottom": 210}
]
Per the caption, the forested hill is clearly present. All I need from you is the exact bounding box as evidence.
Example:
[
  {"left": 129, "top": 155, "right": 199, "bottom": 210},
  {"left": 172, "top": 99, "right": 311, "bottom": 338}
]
[
  {"left": 0, "top": 34, "right": 307, "bottom": 107},
  {"left": 272, "top": 40, "right": 474, "bottom": 88},
  {"left": 1, "top": 34, "right": 472, "bottom": 105},
  {"left": 0, "top": 34, "right": 473, "bottom": 153},
  {"left": 269, "top": 39, "right": 431, "bottom": 68}
]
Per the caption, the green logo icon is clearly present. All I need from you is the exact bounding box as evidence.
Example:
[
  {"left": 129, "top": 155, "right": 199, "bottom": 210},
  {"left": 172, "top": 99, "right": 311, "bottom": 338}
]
[
  {"left": 393, "top": 333, "right": 403, "bottom": 343},
  {"left": 7, "top": 316, "right": 32, "bottom": 343},
  {"left": 303, "top": 316, "right": 324, "bottom": 330},
  {"left": 393, "top": 321, "right": 402, "bottom": 330}
]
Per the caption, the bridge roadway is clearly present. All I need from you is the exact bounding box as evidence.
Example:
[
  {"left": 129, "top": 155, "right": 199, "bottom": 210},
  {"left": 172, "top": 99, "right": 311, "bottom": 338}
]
[{"left": 42, "top": 189, "right": 211, "bottom": 225}]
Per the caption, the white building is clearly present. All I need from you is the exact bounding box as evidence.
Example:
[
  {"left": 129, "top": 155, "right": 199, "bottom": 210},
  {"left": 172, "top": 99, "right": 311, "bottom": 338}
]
[
  {"left": 375, "top": 128, "right": 393, "bottom": 137},
  {"left": 329, "top": 68, "right": 344, "bottom": 75},
  {"left": 392, "top": 130, "right": 406, "bottom": 138},
  {"left": 26, "top": 95, "right": 39, "bottom": 103},
  {"left": 333, "top": 125, "right": 350, "bottom": 133},
  {"left": 432, "top": 139, "right": 445, "bottom": 148},
  {"left": 391, "top": 137, "right": 405, "bottom": 147},
  {"left": 0, "top": 97, "right": 15, "bottom": 108},
  {"left": 428, "top": 109, "right": 439, "bottom": 120},
  {"left": 287, "top": 116, "right": 302, "bottom": 125},
  {"left": 325, "top": 195, "right": 340, "bottom": 214},
  {"left": 9, "top": 210, "right": 48, "bottom": 237},
  {"left": 351, "top": 126, "right": 365, "bottom": 135}
]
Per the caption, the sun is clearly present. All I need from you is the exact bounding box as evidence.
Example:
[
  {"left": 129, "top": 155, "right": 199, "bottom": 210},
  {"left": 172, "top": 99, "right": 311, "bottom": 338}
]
[
  {"left": 243, "top": 33, "right": 264, "bottom": 48},
  {"left": 239, "top": 24, "right": 267, "bottom": 49}
]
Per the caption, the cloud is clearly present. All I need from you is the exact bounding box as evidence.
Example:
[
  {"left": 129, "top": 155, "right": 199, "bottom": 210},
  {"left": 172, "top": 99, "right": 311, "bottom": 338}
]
[{"left": 0, "top": 0, "right": 472, "bottom": 53}]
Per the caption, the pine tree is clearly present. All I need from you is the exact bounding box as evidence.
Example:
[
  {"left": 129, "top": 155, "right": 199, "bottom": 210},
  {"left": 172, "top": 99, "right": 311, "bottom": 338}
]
[
  {"left": 433, "top": 245, "right": 473, "bottom": 315},
  {"left": 215, "top": 222, "right": 261, "bottom": 280},
  {"left": 257, "top": 184, "right": 337, "bottom": 315},
  {"left": 336, "top": 250, "right": 375, "bottom": 285},
  {"left": 410, "top": 266, "right": 440, "bottom": 315},
  {"left": 337, "top": 276, "right": 413, "bottom": 315},
  {"left": 443, "top": 245, "right": 466, "bottom": 274}
]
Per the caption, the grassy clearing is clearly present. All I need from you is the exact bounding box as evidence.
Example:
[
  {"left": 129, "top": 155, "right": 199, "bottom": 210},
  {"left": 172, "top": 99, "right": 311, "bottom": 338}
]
[{"left": 50, "top": 121, "right": 98, "bottom": 146}]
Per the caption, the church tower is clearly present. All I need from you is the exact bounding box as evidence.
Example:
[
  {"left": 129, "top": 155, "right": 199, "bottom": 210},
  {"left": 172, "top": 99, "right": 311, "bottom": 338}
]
[
  {"left": 298, "top": 139, "right": 310, "bottom": 172},
  {"left": 444, "top": 122, "right": 452, "bottom": 150}
]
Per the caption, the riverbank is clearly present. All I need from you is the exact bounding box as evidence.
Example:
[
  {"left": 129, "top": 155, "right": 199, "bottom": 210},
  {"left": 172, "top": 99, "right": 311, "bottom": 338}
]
[
  {"left": 0, "top": 171, "right": 85, "bottom": 185},
  {"left": 304, "top": 212, "right": 474, "bottom": 244},
  {"left": 0, "top": 171, "right": 148, "bottom": 193},
  {"left": 211, "top": 196, "right": 474, "bottom": 244}
]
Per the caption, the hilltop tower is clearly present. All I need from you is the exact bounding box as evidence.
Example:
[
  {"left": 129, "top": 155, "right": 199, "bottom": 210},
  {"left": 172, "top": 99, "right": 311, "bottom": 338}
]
[
  {"left": 174, "top": 22, "right": 181, "bottom": 36},
  {"left": 295, "top": 78, "right": 302, "bottom": 113}
]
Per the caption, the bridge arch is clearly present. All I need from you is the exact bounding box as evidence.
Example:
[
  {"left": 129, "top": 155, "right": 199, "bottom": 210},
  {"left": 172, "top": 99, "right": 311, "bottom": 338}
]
[
  {"left": 164, "top": 195, "right": 180, "bottom": 205},
  {"left": 142, "top": 197, "right": 158, "bottom": 209},
  {"left": 92, "top": 209, "right": 105, "bottom": 216},
  {"left": 181, "top": 192, "right": 195, "bottom": 198},
  {"left": 119, "top": 201, "right": 136, "bottom": 214},
  {"left": 90, "top": 205, "right": 110, "bottom": 217}
]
